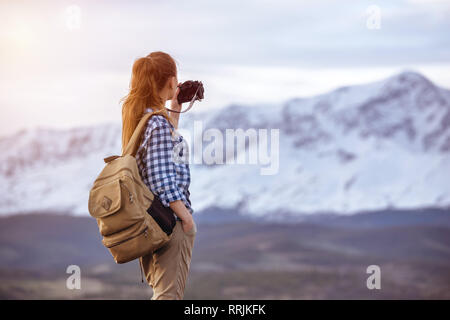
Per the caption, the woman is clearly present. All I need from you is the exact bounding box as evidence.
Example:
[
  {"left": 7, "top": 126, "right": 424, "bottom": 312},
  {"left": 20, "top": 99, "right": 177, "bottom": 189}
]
[{"left": 121, "top": 51, "right": 196, "bottom": 300}]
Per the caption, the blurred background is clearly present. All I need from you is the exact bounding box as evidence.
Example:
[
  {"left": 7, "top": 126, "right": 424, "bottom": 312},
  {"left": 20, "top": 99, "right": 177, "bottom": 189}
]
[{"left": 0, "top": 0, "right": 450, "bottom": 299}]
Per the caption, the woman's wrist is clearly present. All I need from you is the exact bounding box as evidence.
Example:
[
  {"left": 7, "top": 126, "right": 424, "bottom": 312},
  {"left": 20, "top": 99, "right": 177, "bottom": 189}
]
[{"left": 169, "top": 200, "right": 191, "bottom": 221}]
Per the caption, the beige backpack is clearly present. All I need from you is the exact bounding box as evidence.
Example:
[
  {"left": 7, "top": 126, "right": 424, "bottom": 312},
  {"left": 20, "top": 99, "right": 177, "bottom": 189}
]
[{"left": 88, "top": 112, "right": 171, "bottom": 264}]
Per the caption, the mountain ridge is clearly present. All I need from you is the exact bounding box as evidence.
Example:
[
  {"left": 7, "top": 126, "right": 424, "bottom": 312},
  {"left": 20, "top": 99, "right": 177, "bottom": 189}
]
[{"left": 0, "top": 70, "right": 449, "bottom": 217}]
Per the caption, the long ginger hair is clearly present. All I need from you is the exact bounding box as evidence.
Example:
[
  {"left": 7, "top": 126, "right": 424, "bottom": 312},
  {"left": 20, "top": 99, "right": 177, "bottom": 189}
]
[{"left": 121, "top": 51, "right": 178, "bottom": 153}]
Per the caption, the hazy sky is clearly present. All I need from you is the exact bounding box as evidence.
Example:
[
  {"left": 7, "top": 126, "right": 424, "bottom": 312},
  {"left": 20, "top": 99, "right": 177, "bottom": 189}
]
[{"left": 1, "top": 0, "right": 449, "bottom": 136}]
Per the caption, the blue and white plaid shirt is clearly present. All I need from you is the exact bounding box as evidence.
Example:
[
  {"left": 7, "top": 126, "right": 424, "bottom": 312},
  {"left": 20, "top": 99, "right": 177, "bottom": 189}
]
[{"left": 136, "top": 107, "right": 193, "bottom": 218}]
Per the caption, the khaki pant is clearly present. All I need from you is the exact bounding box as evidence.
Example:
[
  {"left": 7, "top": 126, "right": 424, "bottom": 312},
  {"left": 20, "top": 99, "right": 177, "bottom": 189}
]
[{"left": 140, "top": 219, "right": 197, "bottom": 300}]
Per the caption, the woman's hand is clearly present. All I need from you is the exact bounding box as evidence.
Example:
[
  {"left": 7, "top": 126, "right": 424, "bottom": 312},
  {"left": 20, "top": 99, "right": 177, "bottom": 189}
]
[
  {"left": 181, "top": 214, "right": 194, "bottom": 234},
  {"left": 170, "top": 82, "right": 183, "bottom": 112},
  {"left": 168, "top": 82, "right": 183, "bottom": 128},
  {"left": 169, "top": 200, "right": 194, "bottom": 233}
]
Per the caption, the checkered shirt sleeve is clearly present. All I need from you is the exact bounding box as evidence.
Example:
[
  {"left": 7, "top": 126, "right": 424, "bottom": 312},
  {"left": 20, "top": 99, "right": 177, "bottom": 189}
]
[{"left": 136, "top": 114, "right": 192, "bottom": 213}]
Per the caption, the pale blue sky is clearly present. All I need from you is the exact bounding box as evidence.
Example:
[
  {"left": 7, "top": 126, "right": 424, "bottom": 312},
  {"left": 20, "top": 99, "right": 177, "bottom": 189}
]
[{"left": 0, "top": 0, "right": 449, "bottom": 135}]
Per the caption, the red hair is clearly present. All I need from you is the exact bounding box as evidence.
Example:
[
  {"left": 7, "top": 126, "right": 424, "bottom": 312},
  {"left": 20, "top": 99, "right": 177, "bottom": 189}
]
[{"left": 121, "top": 51, "right": 178, "bottom": 153}]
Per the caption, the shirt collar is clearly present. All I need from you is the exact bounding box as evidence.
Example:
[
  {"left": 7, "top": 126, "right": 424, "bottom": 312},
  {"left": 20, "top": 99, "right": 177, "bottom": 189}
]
[{"left": 144, "top": 107, "right": 176, "bottom": 132}]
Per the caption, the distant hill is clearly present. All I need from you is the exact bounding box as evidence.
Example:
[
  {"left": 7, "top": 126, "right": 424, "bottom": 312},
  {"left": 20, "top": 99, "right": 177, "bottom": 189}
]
[{"left": 0, "top": 208, "right": 449, "bottom": 299}]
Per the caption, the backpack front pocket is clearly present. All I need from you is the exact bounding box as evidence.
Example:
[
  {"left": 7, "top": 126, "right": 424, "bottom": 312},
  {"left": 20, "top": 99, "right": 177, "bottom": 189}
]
[
  {"left": 89, "top": 176, "right": 146, "bottom": 235},
  {"left": 88, "top": 178, "right": 122, "bottom": 219}
]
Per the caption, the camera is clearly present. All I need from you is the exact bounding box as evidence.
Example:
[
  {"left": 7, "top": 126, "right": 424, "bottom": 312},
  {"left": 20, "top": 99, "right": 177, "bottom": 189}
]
[{"left": 177, "top": 80, "right": 204, "bottom": 105}]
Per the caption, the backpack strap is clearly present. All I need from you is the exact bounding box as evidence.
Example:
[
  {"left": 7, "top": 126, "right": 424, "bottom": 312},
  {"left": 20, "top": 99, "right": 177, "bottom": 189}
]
[{"left": 122, "top": 112, "right": 154, "bottom": 157}]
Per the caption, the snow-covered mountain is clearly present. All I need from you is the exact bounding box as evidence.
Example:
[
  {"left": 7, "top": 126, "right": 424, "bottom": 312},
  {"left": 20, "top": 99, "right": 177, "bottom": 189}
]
[{"left": 1, "top": 71, "right": 449, "bottom": 217}]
